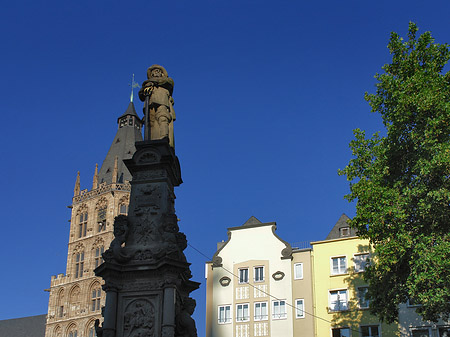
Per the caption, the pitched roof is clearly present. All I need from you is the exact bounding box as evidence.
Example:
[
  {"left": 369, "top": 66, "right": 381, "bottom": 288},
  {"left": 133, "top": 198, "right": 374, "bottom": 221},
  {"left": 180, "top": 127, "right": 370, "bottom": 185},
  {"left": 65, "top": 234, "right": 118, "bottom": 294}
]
[
  {"left": 98, "top": 102, "right": 143, "bottom": 184},
  {"left": 242, "top": 216, "right": 262, "bottom": 226},
  {"left": 325, "top": 213, "right": 357, "bottom": 240},
  {"left": 0, "top": 314, "right": 46, "bottom": 337}
]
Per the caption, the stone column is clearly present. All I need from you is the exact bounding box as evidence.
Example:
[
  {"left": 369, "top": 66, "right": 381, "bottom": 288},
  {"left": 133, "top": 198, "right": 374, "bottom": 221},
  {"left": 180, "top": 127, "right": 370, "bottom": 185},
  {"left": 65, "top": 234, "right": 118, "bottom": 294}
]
[{"left": 162, "top": 286, "right": 176, "bottom": 337}]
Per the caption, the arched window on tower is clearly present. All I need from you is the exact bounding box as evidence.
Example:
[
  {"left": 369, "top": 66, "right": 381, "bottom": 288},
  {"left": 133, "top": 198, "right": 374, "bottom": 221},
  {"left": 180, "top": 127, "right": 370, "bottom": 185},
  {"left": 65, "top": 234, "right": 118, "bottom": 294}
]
[
  {"left": 56, "top": 289, "right": 64, "bottom": 319},
  {"left": 94, "top": 246, "right": 104, "bottom": 268},
  {"left": 97, "top": 207, "right": 107, "bottom": 232},
  {"left": 75, "top": 252, "right": 84, "bottom": 278},
  {"left": 91, "top": 286, "right": 102, "bottom": 312},
  {"left": 119, "top": 203, "right": 128, "bottom": 215},
  {"left": 67, "top": 324, "right": 77, "bottom": 337},
  {"left": 78, "top": 212, "right": 88, "bottom": 238}
]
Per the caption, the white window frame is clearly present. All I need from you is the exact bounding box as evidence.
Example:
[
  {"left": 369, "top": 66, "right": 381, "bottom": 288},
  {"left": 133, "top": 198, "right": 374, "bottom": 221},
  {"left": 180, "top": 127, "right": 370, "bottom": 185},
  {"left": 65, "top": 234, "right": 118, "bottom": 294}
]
[
  {"left": 218, "top": 305, "right": 231, "bottom": 324},
  {"left": 295, "top": 299, "right": 305, "bottom": 318},
  {"left": 357, "top": 286, "right": 370, "bottom": 309},
  {"left": 354, "top": 253, "right": 370, "bottom": 273},
  {"left": 331, "top": 256, "right": 347, "bottom": 275},
  {"left": 294, "top": 263, "right": 304, "bottom": 280},
  {"left": 254, "top": 266, "right": 264, "bottom": 282},
  {"left": 254, "top": 301, "right": 268, "bottom": 321},
  {"left": 239, "top": 268, "right": 249, "bottom": 284},
  {"left": 236, "top": 303, "right": 249, "bottom": 322},
  {"left": 272, "top": 300, "right": 287, "bottom": 320},
  {"left": 360, "top": 324, "right": 381, "bottom": 337},
  {"left": 329, "top": 289, "right": 348, "bottom": 312}
]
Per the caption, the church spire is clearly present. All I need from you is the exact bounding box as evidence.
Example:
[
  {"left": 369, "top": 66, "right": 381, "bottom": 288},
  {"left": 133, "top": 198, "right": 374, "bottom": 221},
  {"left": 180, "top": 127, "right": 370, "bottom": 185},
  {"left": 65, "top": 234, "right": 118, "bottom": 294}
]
[
  {"left": 74, "top": 171, "right": 80, "bottom": 196},
  {"left": 97, "top": 96, "right": 143, "bottom": 185},
  {"left": 92, "top": 163, "right": 99, "bottom": 189}
]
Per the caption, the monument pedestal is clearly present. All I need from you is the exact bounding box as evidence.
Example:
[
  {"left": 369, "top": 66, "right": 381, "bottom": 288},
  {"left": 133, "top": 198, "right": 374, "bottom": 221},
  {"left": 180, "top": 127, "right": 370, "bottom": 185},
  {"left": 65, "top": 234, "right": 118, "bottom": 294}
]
[{"left": 95, "top": 139, "right": 199, "bottom": 337}]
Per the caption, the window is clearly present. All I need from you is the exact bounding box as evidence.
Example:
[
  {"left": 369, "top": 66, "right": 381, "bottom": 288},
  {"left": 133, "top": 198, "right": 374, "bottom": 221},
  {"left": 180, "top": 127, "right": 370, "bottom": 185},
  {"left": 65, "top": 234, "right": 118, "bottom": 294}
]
[
  {"left": 97, "top": 207, "right": 106, "bottom": 232},
  {"left": 56, "top": 290, "right": 64, "bottom": 318},
  {"left": 295, "top": 299, "right": 305, "bottom": 318},
  {"left": 438, "top": 326, "right": 450, "bottom": 337},
  {"left": 75, "top": 252, "right": 84, "bottom": 278},
  {"left": 358, "top": 287, "right": 370, "bottom": 309},
  {"left": 329, "top": 290, "right": 348, "bottom": 311},
  {"left": 361, "top": 325, "right": 379, "bottom": 337},
  {"left": 272, "top": 300, "right": 287, "bottom": 319},
  {"left": 119, "top": 204, "right": 128, "bottom": 215},
  {"left": 339, "top": 227, "right": 350, "bottom": 237},
  {"left": 91, "top": 287, "right": 101, "bottom": 311},
  {"left": 254, "top": 302, "right": 268, "bottom": 321},
  {"left": 236, "top": 303, "right": 249, "bottom": 322},
  {"left": 294, "top": 263, "right": 303, "bottom": 280},
  {"left": 218, "top": 305, "right": 231, "bottom": 324},
  {"left": 89, "top": 328, "right": 95, "bottom": 337},
  {"left": 94, "top": 246, "right": 104, "bottom": 268},
  {"left": 331, "top": 257, "right": 347, "bottom": 275},
  {"left": 411, "top": 328, "right": 431, "bottom": 337},
  {"left": 67, "top": 330, "right": 78, "bottom": 337},
  {"left": 332, "top": 328, "right": 350, "bottom": 337},
  {"left": 78, "top": 213, "right": 88, "bottom": 238},
  {"left": 239, "top": 268, "right": 249, "bottom": 284},
  {"left": 254, "top": 266, "right": 264, "bottom": 282},
  {"left": 354, "top": 253, "right": 369, "bottom": 272}
]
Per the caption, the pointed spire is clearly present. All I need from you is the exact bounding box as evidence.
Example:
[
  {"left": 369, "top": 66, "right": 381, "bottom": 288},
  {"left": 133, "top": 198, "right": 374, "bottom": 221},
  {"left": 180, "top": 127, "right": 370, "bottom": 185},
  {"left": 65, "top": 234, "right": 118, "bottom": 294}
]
[
  {"left": 92, "top": 164, "right": 99, "bottom": 189},
  {"left": 74, "top": 171, "right": 80, "bottom": 196},
  {"left": 112, "top": 156, "right": 118, "bottom": 184}
]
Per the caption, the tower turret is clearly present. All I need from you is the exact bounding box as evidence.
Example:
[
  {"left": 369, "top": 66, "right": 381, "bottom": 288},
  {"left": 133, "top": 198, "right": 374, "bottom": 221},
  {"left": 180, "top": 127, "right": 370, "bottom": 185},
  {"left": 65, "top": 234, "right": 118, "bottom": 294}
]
[{"left": 97, "top": 102, "right": 143, "bottom": 184}]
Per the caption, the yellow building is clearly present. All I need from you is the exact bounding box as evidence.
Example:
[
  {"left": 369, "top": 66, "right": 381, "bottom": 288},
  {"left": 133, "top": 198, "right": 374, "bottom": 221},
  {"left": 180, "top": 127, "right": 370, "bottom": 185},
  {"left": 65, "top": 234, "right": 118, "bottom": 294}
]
[{"left": 311, "top": 214, "right": 398, "bottom": 337}]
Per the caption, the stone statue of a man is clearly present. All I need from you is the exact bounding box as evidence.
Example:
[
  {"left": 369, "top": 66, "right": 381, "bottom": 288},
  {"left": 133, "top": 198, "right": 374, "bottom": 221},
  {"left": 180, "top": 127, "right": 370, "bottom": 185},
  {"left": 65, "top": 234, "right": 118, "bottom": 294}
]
[{"left": 139, "top": 65, "right": 176, "bottom": 147}]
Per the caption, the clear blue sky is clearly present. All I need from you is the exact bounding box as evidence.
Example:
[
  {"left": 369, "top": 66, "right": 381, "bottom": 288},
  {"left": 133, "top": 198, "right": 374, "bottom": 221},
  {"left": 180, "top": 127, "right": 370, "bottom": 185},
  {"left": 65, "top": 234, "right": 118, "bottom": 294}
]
[{"left": 1, "top": 0, "right": 450, "bottom": 334}]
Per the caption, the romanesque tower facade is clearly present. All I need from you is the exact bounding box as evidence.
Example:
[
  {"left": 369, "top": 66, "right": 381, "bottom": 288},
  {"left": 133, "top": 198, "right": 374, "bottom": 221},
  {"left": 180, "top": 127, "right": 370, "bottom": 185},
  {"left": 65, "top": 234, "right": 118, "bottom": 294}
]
[{"left": 44, "top": 101, "right": 143, "bottom": 337}]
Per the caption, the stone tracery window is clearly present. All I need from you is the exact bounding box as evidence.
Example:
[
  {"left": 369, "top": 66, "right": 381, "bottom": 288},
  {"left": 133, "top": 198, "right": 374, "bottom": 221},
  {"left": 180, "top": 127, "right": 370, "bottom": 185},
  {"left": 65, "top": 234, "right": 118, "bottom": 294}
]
[
  {"left": 75, "top": 252, "right": 84, "bottom": 278},
  {"left": 91, "top": 285, "right": 102, "bottom": 311},
  {"left": 94, "top": 246, "right": 104, "bottom": 268},
  {"left": 77, "top": 212, "right": 88, "bottom": 238},
  {"left": 97, "top": 206, "right": 107, "bottom": 232},
  {"left": 67, "top": 324, "right": 77, "bottom": 337},
  {"left": 56, "top": 289, "right": 64, "bottom": 318}
]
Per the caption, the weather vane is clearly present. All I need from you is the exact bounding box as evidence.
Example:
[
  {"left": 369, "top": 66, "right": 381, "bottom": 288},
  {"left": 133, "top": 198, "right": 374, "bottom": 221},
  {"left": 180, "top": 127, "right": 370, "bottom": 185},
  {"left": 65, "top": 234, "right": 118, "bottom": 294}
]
[{"left": 129, "top": 74, "right": 140, "bottom": 102}]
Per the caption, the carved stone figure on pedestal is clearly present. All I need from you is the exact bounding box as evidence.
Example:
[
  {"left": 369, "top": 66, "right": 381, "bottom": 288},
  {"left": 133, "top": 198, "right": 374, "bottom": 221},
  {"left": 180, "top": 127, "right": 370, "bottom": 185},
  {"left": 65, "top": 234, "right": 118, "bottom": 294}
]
[
  {"left": 96, "top": 65, "right": 198, "bottom": 337},
  {"left": 139, "top": 65, "right": 176, "bottom": 147}
]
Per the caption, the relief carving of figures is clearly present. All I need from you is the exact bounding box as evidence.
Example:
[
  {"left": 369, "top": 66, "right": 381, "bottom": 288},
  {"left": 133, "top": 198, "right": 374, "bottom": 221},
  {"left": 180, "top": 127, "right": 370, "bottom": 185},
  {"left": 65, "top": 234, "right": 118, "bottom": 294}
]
[
  {"left": 139, "top": 65, "right": 176, "bottom": 147},
  {"left": 135, "top": 185, "right": 161, "bottom": 216},
  {"left": 123, "top": 299, "right": 155, "bottom": 337},
  {"left": 175, "top": 298, "right": 198, "bottom": 337}
]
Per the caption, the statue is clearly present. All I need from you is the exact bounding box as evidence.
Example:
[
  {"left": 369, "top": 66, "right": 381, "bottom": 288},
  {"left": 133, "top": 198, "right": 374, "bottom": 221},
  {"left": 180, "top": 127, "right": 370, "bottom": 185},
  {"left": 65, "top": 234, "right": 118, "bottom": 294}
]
[
  {"left": 103, "top": 215, "right": 131, "bottom": 263},
  {"left": 139, "top": 65, "right": 176, "bottom": 147},
  {"left": 175, "top": 298, "right": 198, "bottom": 337}
]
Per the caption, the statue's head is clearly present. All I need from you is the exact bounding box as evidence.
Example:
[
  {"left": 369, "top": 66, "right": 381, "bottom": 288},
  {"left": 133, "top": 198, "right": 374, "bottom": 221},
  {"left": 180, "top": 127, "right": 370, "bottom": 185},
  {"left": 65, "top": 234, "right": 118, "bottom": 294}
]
[
  {"left": 113, "top": 214, "right": 129, "bottom": 237},
  {"left": 147, "top": 65, "right": 168, "bottom": 79}
]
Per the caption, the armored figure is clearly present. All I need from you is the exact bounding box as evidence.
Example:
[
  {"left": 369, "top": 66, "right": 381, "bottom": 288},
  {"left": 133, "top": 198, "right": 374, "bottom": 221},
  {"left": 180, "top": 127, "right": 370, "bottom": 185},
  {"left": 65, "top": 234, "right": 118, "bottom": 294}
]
[{"left": 139, "top": 65, "right": 176, "bottom": 146}]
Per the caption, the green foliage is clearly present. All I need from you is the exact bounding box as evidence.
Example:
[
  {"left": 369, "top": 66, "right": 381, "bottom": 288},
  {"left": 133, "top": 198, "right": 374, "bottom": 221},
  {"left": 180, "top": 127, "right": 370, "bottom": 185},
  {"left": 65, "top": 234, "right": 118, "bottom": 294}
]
[{"left": 339, "top": 22, "right": 450, "bottom": 323}]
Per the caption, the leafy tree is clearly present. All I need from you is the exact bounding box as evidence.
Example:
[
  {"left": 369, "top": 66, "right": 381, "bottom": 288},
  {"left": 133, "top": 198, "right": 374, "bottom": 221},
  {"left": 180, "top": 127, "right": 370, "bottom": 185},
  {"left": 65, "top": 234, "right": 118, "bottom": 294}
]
[{"left": 339, "top": 22, "right": 450, "bottom": 323}]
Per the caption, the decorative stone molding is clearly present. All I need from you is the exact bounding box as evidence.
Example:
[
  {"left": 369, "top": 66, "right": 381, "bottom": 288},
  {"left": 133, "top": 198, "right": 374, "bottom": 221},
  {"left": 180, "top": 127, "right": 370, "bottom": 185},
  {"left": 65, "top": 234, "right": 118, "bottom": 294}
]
[
  {"left": 219, "top": 276, "right": 231, "bottom": 287},
  {"left": 272, "top": 271, "right": 285, "bottom": 281}
]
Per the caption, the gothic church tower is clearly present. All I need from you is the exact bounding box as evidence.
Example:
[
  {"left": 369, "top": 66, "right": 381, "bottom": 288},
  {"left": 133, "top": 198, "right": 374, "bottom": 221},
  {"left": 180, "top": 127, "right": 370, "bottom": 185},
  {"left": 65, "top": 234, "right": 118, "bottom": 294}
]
[{"left": 44, "top": 100, "right": 143, "bottom": 337}]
